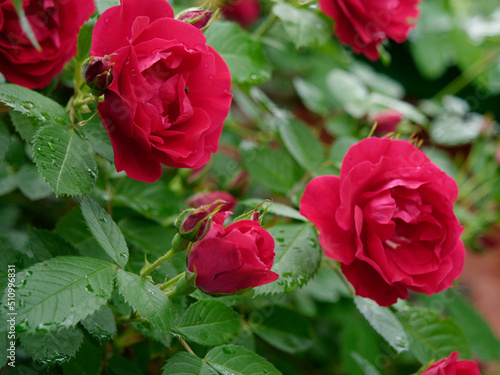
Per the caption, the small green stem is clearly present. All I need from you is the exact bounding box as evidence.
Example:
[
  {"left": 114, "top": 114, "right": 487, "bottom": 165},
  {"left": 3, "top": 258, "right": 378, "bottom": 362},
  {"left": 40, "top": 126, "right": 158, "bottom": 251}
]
[
  {"left": 140, "top": 249, "right": 176, "bottom": 278},
  {"left": 159, "top": 271, "right": 186, "bottom": 291},
  {"left": 178, "top": 337, "right": 196, "bottom": 356},
  {"left": 253, "top": 13, "right": 277, "bottom": 38},
  {"left": 326, "top": 259, "right": 356, "bottom": 296}
]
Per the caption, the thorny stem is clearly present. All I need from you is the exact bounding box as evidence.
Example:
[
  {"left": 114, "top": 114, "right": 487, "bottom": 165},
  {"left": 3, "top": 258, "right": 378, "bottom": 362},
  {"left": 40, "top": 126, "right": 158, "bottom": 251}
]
[
  {"left": 179, "top": 337, "right": 196, "bottom": 356},
  {"left": 140, "top": 249, "right": 176, "bottom": 278},
  {"left": 159, "top": 271, "right": 186, "bottom": 291}
]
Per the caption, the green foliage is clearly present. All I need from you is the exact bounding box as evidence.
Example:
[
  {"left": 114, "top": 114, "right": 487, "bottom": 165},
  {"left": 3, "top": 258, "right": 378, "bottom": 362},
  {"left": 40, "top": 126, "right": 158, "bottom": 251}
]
[
  {"left": 116, "top": 269, "right": 177, "bottom": 335},
  {"left": 204, "top": 345, "right": 282, "bottom": 375},
  {"left": 205, "top": 21, "right": 271, "bottom": 85},
  {"left": 354, "top": 297, "right": 410, "bottom": 354},
  {"left": 9, "top": 256, "right": 116, "bottom": 332},
  {"left": 249, "top": 306, "right": 314, "bottom": 353},
  {"left": 397, "top": 308, "right": 473, "bottom": 364},
  {"left": 162, "top": 352, "right": 218, "bottom": 375},
  {"left": 255, "top": 224, "right": 321, "bottom": 295},
  {"left": 176, "top": 300, "right": 242, "bottom": 346},
  {"left": 81, "top": 196, "right": 129, "bottom": 268},
  {"left": 81, "top": 305, "right": 117, "bottom": 341},
  {"left": 272, "top": 4, "right": 330, "bottom": 49},
  {"left": 32, "top": 125, "right": 98, "bottom": 196},
  {"left": 19, "top": 326, "right": 84, "bottom": 367},
  {"left": 0, "top": 84, "right": 70, "bottom": 125}
]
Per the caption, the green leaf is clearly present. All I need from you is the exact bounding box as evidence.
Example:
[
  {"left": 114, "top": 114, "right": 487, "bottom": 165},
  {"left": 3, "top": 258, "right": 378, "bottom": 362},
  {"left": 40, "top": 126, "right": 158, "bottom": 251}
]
[
  {"left": 365, "top": 93, "right": 427, "bottom": 124},
  {"left": 429, "top": 113, "right": 483, "bottom": 146},
  {"left": 0, "top": 119, "right": 10, "bottom": 160},
  {"left": 81, "top": 196, "right": 129, "bottom": 268},
  {"left": 272, "top": 3, "right": 330, "bottom": 49},
  {"left": 116, "top": 269, "right": 177, "bottom": 335},
  {"left": 163, "top": 352, "right": 218, "bottom": 375},
  {"left": 239, "top": 199, "right": 307, "bottom": 221},
  {"left": 397, "top": 308, "right": 473, "bottom": 365},
  {"left": 351, "top": 352, "right": 382, "bottom": 375},
  {"left": 94, "top": 0, "right": 120, "bottom": 14},
  {"left": 119, "top": 216, "right": 176, "bottom": 256},
  {"left": 9, "top": 111, "right": 40, "bottom": 143},
  {"left": 254, "top": 224, "right": 321, "bottom": 295},
  {"left": 81, "top": 305, "right": 116, "bottom": 341},
  {"left": 0, "top": 329, "right": 9, "bottom": 369},
  {"left": 0, "top": 162, "right": 17, "bottom": 196},
  {"left": 19, "top": 326, "right": 84, "bottom": 367},
  {"left": 11, "top": 256, "right": 116, "bottom": 332},
  {"left": 76, "top": 19, "right": 96, "bottom": 62},
  {"left": 16, "top": 164, "right": 53, "bottom": 201},
  {"left": 0, "top": 84, "right": 70, "bottom": 125},
  {"left": 11, "top": 0, "right": 41, "bottom": 51},
  {"left": 32, "top": 125, "right": 98, "bottom": 197},
  {"left": 205, "top": 21, "right": 271, "bottom": 85},
  {"left": 176, "top": 300, "right": 242, "bottom": 346},
  {"left": 249, "top": 306, "right": 314, "bottom": 353},
  {"left": 77, "top": 116, "right": 114, "bottom": 163},
  {"left": 445, "top": 293, "right": 500, "bottom": 361},
  {"left": 279, "top": 119, "right": 324, "bottom": 171},
  {"left": 326, "top": 70, "right": 368, "bottom": 118},
  {"left": 240, "top": 144, "right": 304, "bottom": 195},
  {"left": 293, "top": 78, "right": 332, "bottom": 116},
  {"left": 354, "top": 297, "right": 409, "bottom": 354},
  {"left": 28, "top": 226, "right": 78, "bottom": 261},
  {"left": 204, "top": 345, "right": 282, "bottom": 375}
]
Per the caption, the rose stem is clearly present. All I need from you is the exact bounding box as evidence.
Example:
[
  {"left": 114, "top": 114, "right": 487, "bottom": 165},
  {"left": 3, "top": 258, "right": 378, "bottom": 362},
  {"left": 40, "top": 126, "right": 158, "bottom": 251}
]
[
  {"left": 158, "top": 271, "right": 186, "bottom": 291},
  {"left": 140, "top": 249, "right": 176, "bottom": 278},
  {"left": 178, "top": 337, "right": 196, "bottom": 356},
  {"left": 253, "top": 13, "right": 277, "bottom": 38}
]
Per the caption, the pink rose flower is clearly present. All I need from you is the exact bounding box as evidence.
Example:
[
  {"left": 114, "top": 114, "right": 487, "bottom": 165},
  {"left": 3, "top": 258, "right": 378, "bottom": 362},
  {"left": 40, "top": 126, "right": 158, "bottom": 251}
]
[
  {"left": 300, "top": 137, "right": 465, "bottom": 306},
  {"left": 187, "top": 191, "right": 237, "bottom": 212},
  {"left": 90, "top": 0, "right": 232, "bottom": 182},
  {"left": 0, "top": 0, "right": 95, "bottom": 89},
  {"left": 422, "top": 352, "right": 481, "bottom": 375},
  {"left": 319, "top": 0, "right": 421, "bottom": 61},
  {"left": 188, "top": 213, "right": 278, "bottom": 294}
]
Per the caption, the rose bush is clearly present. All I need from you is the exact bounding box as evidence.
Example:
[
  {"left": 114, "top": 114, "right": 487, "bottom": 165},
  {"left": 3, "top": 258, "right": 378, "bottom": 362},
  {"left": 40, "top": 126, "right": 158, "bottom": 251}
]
[
  {"left": 300, "top": 137, "right": 465, "bottom": 306},
  {"left": 187, "top": 212, "right": 278, "bottom": 294},
  {"left": 319, "top": 0, "right": 421, "bottom": 61},
  {"left": 0, "top": 0, "right": 94, "bottom": 89},
  {"left": 90, "top": 0, "right": 232, "bottom": 182},
  {"left": 422, "top": 352, "right": 481, "bottom": 375}
]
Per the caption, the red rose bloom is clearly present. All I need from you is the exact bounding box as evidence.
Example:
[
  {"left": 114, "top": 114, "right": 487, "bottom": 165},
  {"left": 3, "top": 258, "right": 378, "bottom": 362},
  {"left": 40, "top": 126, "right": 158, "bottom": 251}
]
[
  {"left": 422, "top": 352, "right": 481, "bottom": 375},
  {"left": 222, "top": 0, "right": 261, "bottom": 28},
  {"left": 187, "top": 213, "right": 278, "bottom": 294},
  {"left": 319, "top": 0, "right": 420, "bottom": 61},
  {"left": 90, "top": 0, "right": 232, "bottom": 182},
  {"left": 300, "top": 137, "right": 465, "bottom": 306},
  {"left": 0, "top": 0, "right": 95, "bottom": 89},
  {"left": 372, "top": 109, "right": 403, "bottom": 134}
]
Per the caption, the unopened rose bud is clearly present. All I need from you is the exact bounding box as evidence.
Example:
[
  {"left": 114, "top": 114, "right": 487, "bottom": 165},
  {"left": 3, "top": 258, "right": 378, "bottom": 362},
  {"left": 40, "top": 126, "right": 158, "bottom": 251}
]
[
  {"left": 178, "top": 9, "right": 214, "bottom": 29},
  {"left": 187, "top": 191, "right": 237, "bottom": 212},
  {"left": 175, "top": 201, "right": 226, "bottom": 242},
  {"left": 222, "top": 0, "right": 261, "bottom": 28},
  {"left": 82, "top": 56, "right": 113, "bottom": 96},
  {"left": 372, "top": 109, "right": 403, "bottom": 134}
]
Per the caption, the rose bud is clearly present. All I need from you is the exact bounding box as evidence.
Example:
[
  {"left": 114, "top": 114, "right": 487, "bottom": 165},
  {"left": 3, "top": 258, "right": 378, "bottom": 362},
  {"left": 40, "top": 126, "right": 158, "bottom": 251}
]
[
  {"left": 82, "top": 56, "right": 113, "bottom": 97},
  {"left": 175, "top": 201, "right": 227, "bottom": 242},
  {"left": 421, "top": 352, "right": 480, "bottom": 375},
  {"left": 187, "top": 191, "right": 237, "bottom": 212},
  {"left": 372, "top": 109, "right": 404, "bottom": 134},
  {"left": 300, "top": 137, "right": 465, "bottom": 306},
  {"left": 187, "top": 213, "right": 279, "bottom": 294},
  {"left": 221, "top": 0, "right": 261, "bottom": 28},
  {"left": 178, "top": 9, "right": 214, "bottom": 29}
]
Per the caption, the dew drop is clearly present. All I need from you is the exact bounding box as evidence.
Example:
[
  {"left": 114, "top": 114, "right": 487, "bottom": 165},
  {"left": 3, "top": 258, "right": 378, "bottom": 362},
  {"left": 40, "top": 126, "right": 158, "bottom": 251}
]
[
  {"left": 99, "top": 217, "right": 107, "bottom": 223},
  {"left": 86, "top": 284, "right": 94, "bottom": 293},
  {"left": 251, "top": 74, "right": 257, "bottom": 80},
  {"left": 209, "top": 74, "right": 214, "bottom": 80}
]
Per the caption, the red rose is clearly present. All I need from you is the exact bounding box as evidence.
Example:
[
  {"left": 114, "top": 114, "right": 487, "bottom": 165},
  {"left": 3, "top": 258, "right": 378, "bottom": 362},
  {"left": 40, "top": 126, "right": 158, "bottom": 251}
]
[
  {"left": 300, "top": 137, "right": 465, "bottom": 306},
  {"left": 0, "top": 0, "right": 95, "bottom": 89},
  {"left": 422, "top": 352, "right": 481, "bottom": 375},
  {"left": 372, "top": 109, "right": 403, "bottom": 134},
  {"left": 319, "top": 0, "right": 420, "bottom": 61},
  {"left": 90, "top": 0, "right": 232, "bottom": 182},
  {"left": 187, "top": 213, "right": 279, "bottom": 294},
  {"left": 222, "top": 0, "right": 261, "bottom": 28}
]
